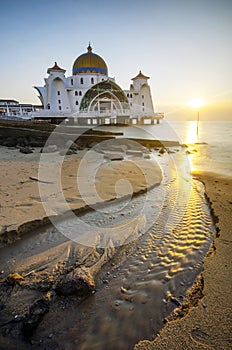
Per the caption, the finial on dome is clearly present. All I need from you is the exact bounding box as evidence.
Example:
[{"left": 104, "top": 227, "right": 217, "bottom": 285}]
[{"left": 87, "top": 42, "right": 92, "bottom": 52}]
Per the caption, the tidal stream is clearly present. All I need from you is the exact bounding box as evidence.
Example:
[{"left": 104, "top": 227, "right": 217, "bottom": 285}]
[{"left": 0, "top": 153, "right": 216, "bottom": 349}]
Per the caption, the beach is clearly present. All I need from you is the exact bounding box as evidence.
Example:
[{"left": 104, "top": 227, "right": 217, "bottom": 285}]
[
  {"left": 0, "top": 141, "right": 165, "bottom": 349},
  {"left": 0, "top": 145, "right": 161, "bottom": 244},
  {"left": 135, "top": 171, "right": 232, "bottom": 350},
  {"left": 0, "top": 122, "right": 231, "bottom": 349}
]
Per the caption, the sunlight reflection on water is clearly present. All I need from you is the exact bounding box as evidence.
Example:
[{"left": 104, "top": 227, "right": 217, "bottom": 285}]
[{"left": 185, "top": 121, "right": 198, "bottom": 144}]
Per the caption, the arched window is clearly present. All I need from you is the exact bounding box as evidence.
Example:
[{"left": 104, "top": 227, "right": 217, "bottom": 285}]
[
  {"left": 127, "top": 93, "right": 129, "bottom": 97},
  {"left": 142, "top": 102, "right": 144, "bottom": 106},
  {"left": 91, "top": 77, "right": 94, "bottom": 84},
  {"left": 142, "top": 95, "right": 144, "bottom": 99},
  {"left": 75, "top": 91, "right": 78, "bottom": 96},
  {"left": 80, "top": 78, "right": 83, "bottom": 84},
  {"left": 71, "top": 79, "right": 73, "bottom": 85},
  {"left": 76, "top": 101, "right": 79, "bottom": 105},
  {"left": 130, "top": 93, "right": 132, "bottom": 98},
  {"left": 79, "top": 91, "right": 82, "bottom": 96}
]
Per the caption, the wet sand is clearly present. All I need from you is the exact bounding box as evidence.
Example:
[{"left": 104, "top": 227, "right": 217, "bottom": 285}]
[
  {"left": 0, "top": 144, "right": 164, "bottom": 348},
  {"left": 1, "top": 143, "right": 231, "bottom": 349},
  {"left": 135, "top": 171, "right": 232, "bottom": 350}
]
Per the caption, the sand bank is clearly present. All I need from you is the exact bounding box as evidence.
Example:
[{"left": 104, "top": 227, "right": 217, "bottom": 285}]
[
  {"left": 0, "top": 143, "right": 164, "bottom": 348},
  {"left": 135, "top": 171, "right": 232, "bottom": 350},
  {"left": 0, "top": 145, "right": 162, "bottom": 246}
]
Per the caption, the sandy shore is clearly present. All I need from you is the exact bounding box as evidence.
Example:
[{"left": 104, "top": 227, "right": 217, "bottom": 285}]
[
  {"left": 0, "top": 143, "right": 164, "bottom": 348},
  {"left": 0, "top": 145, "right": 162, "bottom": 245},
  {"left": 135, "top": 171, "right": 232, "bottom": 350},
  {"left": 1, "top": 143, "right": 231, "bottom": 349}
]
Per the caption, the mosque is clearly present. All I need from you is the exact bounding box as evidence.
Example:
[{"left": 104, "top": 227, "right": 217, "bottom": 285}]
[{"left": 34, "top": 44, "right": 164, "bottom": 125}]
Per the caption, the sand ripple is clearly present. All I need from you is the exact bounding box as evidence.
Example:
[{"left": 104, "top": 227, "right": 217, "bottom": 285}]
[{"left": 0, "top": 160, "right": 215, "bottom": 349}]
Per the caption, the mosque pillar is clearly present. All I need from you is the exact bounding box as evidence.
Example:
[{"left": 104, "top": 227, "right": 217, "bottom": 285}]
[{"left": 6, "top": 104, "right": 10, "bottom": 116}]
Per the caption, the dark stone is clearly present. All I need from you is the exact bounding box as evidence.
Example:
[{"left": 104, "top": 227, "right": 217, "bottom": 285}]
[
  {"left": 17, "top": 137, "right": 29, "bottom": 146},
  {"left": 59, "top": 149, "right": 76, "bottom": 156},
  {"left": 2, "top": 138, "right": 18, "bottom": 147},
  {"left": 55, "top": 267, "right": 95, "bottom": 296},
  {"left": 19, "top": 147, "right": 33, "bottom": 154},
  {"left": 22, "top": 297, "right": 50, "bottom": 339},
  {"left": 65, "top": 140, "right": 80, "bottom": 150},
  {"left": 159, "top": 147, "right": 166, "bottom": 154},
  {"left": 104, "top": 153, "right": 124, "bottom": 161},
  {"left": 170, "top": 296, "right": 181, "bottom": 306},
  {"left": 126, "top": 150, "right": 143, "bottom": 157},
  {"left": 0, "top": 301, "right": 5, "bottom": 310}
]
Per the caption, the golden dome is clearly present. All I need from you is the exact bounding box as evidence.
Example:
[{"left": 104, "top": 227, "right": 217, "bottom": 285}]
[{"left": 72, "top": 44, "right": 108, "bottom": 75}]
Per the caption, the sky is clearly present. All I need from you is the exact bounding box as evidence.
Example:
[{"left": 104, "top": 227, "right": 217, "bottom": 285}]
[{"left": 0, "top": 0, "right": 231, "bottom": 120}]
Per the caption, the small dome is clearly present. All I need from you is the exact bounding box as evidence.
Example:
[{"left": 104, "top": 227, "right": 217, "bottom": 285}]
[
  {"left": 47, "top": 62, "right": 66, "bottom": 74},
  {"left": 72, "top": 44, "right": 108, "bottom": 75}
]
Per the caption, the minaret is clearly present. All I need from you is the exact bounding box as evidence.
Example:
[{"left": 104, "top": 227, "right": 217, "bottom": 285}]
[{"left": 131, "top": 70, "right": 154, "bottom": 115}]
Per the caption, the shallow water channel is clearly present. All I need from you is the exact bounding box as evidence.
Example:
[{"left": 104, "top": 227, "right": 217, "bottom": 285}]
[{"left": 0, "top": 154, "right": 215, "bottom": 349}]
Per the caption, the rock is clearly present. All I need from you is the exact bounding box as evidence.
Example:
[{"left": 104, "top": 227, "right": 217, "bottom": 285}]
[
  {"left": 41, "top": 144, "right": 58, "bottom": 153},
  {"left": 6, "top": 273, "right": 25, "bottom": 286},
  {"left": 55, "top": 267, "right": 95, "bottom": 296},
  {"left": 107, "top": 145, "right": 128, "bottom": 153},
  {"left": 167, "top": 148, "right": 176, "bottom": 154},
  {"left": 89, "top": 142, "right": 98, "bottom": 148},
  {"left": 59, "top": 149, "right": 76, "bottom": 156},
  {"left": 0, "top": 225, "right": 8, "bottom": 235},
  {"left": 17, "top": 137, "right": 29, "bottom": 146},
  {"left": 159, "top": 147, "right": 166, "bottom": 154},
  {"left": 19, "top": 146, "right": 33, "bottom": 154},
  {"left": 95, "top": 144, "right": 127, "bottom": 153},
  {"left": 65, "top": 140, "right": 79, "bottom": 150},
  {"left": 2, "top": 138, "right": 18, "bottom": 147},
  {"left": 22, "top": 297, "right": 50, "bottom": 339},
  {"left": 29, "top": 139, "right": 45, "bottom": 147},
  {"left": 170, "top": 296, "right": 181, "bottom": 306},
  {"left": 104, "top": 153, "right": 124, "bottom": 161},
  {"left": 126, "top": 150, "right": 143, "bottom": 157},
  {"left": 120, "top": 286, "right": 128, "bottom": 294},
  {"left": 143, "top": 154, "right": 151, "bottom": 159}
]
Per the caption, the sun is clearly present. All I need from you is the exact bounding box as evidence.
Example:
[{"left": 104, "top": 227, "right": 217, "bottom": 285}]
[{"left": 188, "top": 98, "right": 205, "bottom": 109}]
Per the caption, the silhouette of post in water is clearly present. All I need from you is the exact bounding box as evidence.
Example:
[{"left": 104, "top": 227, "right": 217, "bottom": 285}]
[
  {"left": 189, "top": 99, "right": 204, "bottom": 141},
  {"left": 196, "top": 110, "right": 200, "bottom": 139}
]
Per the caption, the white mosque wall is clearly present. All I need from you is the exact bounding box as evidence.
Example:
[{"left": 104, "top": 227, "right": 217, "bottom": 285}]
[
  {"left": 50, "top": 78, "right": 71, "bottom": 113},
  {"left": 140, "top": 84, "right": 154, "bottom": 114}
]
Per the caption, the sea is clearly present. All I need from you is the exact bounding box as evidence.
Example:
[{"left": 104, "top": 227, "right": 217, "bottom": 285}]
[{"left": 98, "top": 120, "right": 232, "bottom": 178}]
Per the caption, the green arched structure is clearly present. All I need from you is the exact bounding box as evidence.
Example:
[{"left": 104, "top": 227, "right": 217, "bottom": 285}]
[{"left": 79, "top": 79, "right": 130, "bottom": 112}]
